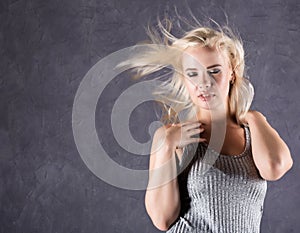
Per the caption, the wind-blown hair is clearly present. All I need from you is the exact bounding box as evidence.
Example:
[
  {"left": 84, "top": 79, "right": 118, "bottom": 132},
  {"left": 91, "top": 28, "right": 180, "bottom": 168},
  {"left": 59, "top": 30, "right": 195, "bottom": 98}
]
[{"left": 117, "top": 18, "right": 254, "bottom": 126}]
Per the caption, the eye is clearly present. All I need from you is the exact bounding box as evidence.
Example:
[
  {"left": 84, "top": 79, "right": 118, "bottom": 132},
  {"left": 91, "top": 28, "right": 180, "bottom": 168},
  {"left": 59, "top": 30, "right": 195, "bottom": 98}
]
[
  {"left": 207, "top": 69, "right": 221, "bottom": 75},
  {"left": 186, "top": 72, "right": 198, "bottom": 78}
]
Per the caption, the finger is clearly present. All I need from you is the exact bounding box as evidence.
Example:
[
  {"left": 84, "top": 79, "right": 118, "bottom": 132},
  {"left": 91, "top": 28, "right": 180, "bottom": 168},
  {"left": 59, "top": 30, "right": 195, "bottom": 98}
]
[
  {"left": 186, "top": 128, "right": 204, "bottom": 136},
  {"left": 190, "top": 137, "right": 207, "bottom": 144},
  {"left": 181, "top": 120, "right": 201, "bottom": 127},
  {"left": 183, "top": 122, "right": 202, "bottom": 130},
  {"left": 185, "top": 125, "right": 204, "bottom": 135}
]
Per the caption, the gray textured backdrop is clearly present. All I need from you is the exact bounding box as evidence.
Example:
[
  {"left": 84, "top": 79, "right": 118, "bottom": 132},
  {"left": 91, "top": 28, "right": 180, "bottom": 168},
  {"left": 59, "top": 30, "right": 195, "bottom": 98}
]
[{"left": 1, "top": 0, "right": 299, "bottom": 232}]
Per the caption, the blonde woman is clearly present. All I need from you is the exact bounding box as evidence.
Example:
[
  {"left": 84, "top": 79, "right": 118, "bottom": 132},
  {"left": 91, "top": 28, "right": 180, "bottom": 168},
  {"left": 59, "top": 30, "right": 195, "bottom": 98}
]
[{"left": 118, "top": 19, "right": 293, "bottom": 232}]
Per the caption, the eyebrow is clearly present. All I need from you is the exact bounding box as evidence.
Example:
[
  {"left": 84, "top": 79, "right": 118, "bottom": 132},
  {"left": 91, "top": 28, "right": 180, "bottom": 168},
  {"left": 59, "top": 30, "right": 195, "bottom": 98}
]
[
  {"left": 185, "top": 68, "right": 197, "bottom": 72},
  {"left": 207, "top": 64, "right": 222, "bottom": 69}
]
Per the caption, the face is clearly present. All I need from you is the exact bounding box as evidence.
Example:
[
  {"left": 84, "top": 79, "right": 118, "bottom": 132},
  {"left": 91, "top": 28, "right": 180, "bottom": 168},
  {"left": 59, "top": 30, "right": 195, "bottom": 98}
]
[{"left": 181, "top": 45, "right": 233, "bottom": 110}]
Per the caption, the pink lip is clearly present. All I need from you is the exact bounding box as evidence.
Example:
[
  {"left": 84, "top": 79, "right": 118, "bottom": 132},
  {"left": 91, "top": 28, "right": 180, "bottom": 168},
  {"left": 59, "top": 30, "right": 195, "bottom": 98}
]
[{"left": 198, "top": 93, "right": 212, "bottom": 102}]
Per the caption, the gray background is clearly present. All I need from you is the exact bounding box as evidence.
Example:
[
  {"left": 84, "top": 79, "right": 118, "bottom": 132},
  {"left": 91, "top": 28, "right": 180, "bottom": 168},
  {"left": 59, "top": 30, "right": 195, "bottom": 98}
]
[{"left": 1, "top": 0, "right": 299, "bottom": 232}]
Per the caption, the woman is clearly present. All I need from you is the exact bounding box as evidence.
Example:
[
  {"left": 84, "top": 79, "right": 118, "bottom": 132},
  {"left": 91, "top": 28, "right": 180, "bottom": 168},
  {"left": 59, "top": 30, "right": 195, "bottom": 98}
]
[{"left": 118, "top": 19, "right": 293, "bottom": 232}]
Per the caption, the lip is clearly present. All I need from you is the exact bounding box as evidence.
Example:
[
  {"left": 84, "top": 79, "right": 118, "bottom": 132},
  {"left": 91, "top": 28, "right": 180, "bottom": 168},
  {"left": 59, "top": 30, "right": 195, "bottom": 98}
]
[{"left": 198, "top": 93, "right": 214, "bottom": 102}]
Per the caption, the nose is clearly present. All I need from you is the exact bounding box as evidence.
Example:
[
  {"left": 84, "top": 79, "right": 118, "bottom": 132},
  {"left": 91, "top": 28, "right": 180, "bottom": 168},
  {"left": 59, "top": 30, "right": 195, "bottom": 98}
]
[
  {"left": 197, "top": 81, "right": 212, "bottom": 90},
  {"left": 194, "top": 72, "right": 212, "bottom": 90}
]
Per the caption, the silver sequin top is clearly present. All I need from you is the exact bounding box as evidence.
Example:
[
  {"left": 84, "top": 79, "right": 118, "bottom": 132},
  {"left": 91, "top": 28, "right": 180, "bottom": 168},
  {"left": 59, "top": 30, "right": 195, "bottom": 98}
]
[{"left": 166, "top": 125, "right": 267, "bottom": 233}]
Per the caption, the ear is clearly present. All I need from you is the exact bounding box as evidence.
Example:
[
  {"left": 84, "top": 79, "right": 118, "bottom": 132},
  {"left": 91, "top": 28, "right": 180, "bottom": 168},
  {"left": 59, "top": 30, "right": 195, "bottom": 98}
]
[{"left": 230, "top": 70, "right": 236, "bottom": 82}]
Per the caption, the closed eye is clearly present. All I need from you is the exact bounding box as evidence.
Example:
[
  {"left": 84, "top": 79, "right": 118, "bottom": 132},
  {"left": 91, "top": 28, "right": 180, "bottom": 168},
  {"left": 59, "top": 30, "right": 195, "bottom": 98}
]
[
  {"left": 207, "top": 69, "right": 221, "bottom": 75},
  {"left": 186, "top": 72, "right": 198, "bottom": 77}
]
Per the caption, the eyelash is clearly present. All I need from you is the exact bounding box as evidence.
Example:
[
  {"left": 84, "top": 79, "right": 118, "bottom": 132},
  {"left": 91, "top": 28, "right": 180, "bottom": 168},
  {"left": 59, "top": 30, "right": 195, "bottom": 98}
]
[
  {"left": 187, "top": 72, "right": 198, "bottom": 77},
  {"left": 208, "top": 69, "right": 221, "bottom": 75},
  {"left": 186, "top": 69, "right": 221, "bottom": 78}
]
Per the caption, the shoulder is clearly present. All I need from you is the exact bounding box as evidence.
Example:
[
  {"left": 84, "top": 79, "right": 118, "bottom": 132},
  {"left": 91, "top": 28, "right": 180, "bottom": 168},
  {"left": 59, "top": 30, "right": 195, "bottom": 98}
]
[
  {"left": 151, "top": 124, "right": 173, "bottom": 150},
  {"left": 153, "top": 123, "right": 175, "bottom": 139},
  {"left": 244, "top": 110, "right": 267, "bottom": 125},
  {"left": 153, "top": 125, "right": 169, "bottom": 139},
  {"left": 152, "top": 125, "right": 184, "bottom": 156}
]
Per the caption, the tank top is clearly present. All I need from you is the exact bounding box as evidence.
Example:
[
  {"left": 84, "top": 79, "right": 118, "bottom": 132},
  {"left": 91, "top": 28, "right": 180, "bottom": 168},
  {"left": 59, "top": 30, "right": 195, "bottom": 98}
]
[{"left": 166, "top": 125, "right": 267, "bottom": 233}]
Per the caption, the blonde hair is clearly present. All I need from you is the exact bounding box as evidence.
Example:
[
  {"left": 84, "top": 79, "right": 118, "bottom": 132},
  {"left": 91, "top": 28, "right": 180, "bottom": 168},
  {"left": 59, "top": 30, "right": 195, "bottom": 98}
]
[{"left": 117, "top": 18, "right": 254, "bottom": 126}]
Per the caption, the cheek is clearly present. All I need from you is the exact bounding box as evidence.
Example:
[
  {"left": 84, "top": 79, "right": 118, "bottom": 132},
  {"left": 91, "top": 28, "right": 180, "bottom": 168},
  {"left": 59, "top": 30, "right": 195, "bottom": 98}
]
[
  {"left": 218, "top": 78, "right": 229, "bottom": 89},
  {"left": 183, "top": 81, "right": 199, "bottom": 101},
  {"left": 184, "top": 80, "right": 195, "bottom": 94},
  {"left": 215, "top": 75, "right": 231, "bottom": 93}
]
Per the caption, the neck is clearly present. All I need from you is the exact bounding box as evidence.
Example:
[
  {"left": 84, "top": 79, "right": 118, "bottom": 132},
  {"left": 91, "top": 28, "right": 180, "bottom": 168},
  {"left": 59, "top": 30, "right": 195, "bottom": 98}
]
[{"left": 195, "top": 103, "right": 238, "bottom": 127}]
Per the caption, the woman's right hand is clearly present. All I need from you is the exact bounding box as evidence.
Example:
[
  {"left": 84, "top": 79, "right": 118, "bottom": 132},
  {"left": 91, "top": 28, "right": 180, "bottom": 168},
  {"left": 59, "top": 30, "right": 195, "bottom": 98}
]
[{"left": 164, "top": 121, "right": 207, "bottom": 151}]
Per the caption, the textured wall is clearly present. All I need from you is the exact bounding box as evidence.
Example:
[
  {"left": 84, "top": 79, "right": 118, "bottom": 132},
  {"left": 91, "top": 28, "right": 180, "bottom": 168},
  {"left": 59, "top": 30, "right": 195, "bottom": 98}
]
[{"left": 1, "top": 0, "right": 299, "bottom": 232}]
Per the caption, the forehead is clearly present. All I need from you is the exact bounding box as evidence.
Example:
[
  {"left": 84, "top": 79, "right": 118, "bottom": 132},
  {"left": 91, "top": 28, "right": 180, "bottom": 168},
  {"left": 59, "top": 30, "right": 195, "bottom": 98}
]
[{"left": 181, "top": 46, "right": 228, "bottom": 69}]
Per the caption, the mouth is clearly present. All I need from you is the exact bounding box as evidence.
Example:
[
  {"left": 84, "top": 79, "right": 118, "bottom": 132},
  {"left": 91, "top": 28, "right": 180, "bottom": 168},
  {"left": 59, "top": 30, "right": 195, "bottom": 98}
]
[{"left": 198, "top": 93, "right": 215, "bottom": 102}]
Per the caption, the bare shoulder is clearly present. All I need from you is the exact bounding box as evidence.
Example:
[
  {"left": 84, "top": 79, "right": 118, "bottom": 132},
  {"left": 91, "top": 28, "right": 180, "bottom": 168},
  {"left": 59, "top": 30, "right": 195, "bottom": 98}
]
[
  {"left": 150, "top": 124, "right": 172, "bottom": 154},
  {"left": 246, "top": 110, "right": 267, "bottom": 120},
  {"left": 152, "top": 125, "right": 168, "bottom": 143},
  {"left": 150, "top": 125, "right": 184, "bottom": 165},
  {"left": 154, "top": 125, "right": 167, "bottom": 135},
  {"left": 152, "top": 123, "right": 174, "bottom": 141},
  {"left": 148, "top": 125, "right": 174, "bottom": 170}
]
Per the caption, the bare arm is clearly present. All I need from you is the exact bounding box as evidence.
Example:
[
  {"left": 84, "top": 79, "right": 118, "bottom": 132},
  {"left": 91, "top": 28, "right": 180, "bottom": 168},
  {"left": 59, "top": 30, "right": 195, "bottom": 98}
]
[
  {"left": 245, "top": 110, "right": 293, "bottom": 181},
  {"left": 144, "top": 127, "right": 181, "bottom": 231},
  {"left": 145, "top": 122, "right": 205, "bottom": 231}
]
